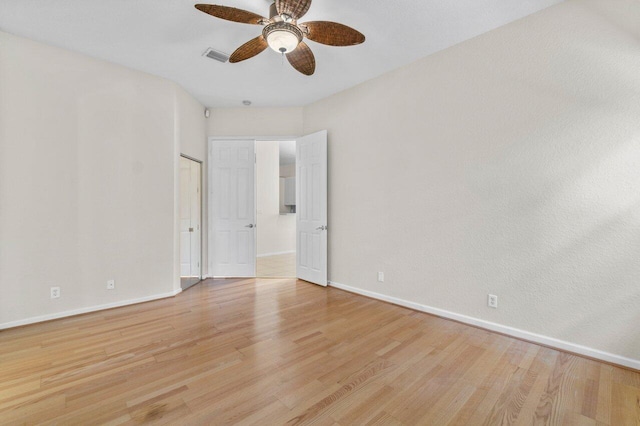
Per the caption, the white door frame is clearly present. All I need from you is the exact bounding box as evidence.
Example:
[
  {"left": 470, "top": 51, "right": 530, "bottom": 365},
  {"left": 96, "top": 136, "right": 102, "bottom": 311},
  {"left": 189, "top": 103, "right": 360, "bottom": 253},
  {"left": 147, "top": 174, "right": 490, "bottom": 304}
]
[
  {"left": 207, "top": 134, "right": 328, "bottom": 282},
  {"left": 206, "top": 136, "right": 298, "bottom": 279},
  {"left": 180, "top": 154, "right": 203, "bottom": 286}
]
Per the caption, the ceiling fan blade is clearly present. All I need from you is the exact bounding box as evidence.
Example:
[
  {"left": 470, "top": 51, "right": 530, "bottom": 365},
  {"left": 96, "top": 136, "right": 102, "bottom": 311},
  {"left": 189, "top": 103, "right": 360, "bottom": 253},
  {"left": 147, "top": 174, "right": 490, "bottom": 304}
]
[
  {"left": 286, "top": 42, "right": 315, "bottom": 76},
  {"left": 194, "top": 4, "right": 267, "bottom": 25},
  {"left": 275, "top": 0, "right": 312, "bottom": 21},
  {"left": 229, "top": 36, "right": 269, "bottom": 63},
  {"left": 302, "top": 21, "right": 365, "bottom": 46}
]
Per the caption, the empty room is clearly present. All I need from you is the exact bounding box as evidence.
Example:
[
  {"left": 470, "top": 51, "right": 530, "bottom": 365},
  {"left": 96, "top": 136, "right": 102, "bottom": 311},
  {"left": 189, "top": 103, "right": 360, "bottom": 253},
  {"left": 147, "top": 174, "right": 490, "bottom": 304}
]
[{"left": 1, "top": 0, "right": 639, "bottom": 424}]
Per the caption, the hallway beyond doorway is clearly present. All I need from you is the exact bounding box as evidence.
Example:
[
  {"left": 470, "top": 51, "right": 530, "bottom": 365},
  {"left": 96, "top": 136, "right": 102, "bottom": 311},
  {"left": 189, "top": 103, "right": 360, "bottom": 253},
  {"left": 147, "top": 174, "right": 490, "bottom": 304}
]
[{"left": 257, "top": 252, "right": 296, "bottom": 278}]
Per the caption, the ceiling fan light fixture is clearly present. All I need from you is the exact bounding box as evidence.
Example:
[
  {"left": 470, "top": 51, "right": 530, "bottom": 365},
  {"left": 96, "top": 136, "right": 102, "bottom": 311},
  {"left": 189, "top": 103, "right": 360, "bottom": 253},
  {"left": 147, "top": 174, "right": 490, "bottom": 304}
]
[
  {"left": 263, "top": 22, "right": 302, "bottom": 54},
  {"left": 267, "top": 31, "right": 298, "bottom": 53}
]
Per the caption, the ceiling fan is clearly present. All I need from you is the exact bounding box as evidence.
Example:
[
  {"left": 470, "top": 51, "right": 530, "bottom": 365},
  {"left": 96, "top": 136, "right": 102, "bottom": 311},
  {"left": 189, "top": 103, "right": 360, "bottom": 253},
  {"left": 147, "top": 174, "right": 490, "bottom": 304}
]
[{"left": 195, "top": 0, "right": 365, "bottom": 76}]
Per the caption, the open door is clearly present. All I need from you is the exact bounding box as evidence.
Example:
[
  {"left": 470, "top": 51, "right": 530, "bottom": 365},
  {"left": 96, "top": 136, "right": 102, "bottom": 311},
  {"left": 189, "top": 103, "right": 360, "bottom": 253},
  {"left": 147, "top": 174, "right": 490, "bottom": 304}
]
[
  {"left": 296, "top": 130, "right": 328, "bottom": 286},
  {"left": 209, "top": 140, "right": 256, "bottom": 277},
  {"left": 180, "top": 156, "right": 201, "bottom": 290}
]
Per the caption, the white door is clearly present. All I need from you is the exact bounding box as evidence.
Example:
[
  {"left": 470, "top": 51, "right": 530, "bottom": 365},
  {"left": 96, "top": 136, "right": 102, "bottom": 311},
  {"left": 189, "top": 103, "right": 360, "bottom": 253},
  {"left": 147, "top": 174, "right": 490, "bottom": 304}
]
[
  {"left": 296, "top": 130, "right": 328, "bottom": 286},
  {"left": 189, "top": 161, "right": 202, "bottom": 280},
  {"left": 180, "top": 158, "right": 192, "bottom": 278},
  {"left": 179, "top": 156, "right": 202, "bottom": 289},
  {"left": 209, "top": 140, "right": 256, "bottom": 277}
]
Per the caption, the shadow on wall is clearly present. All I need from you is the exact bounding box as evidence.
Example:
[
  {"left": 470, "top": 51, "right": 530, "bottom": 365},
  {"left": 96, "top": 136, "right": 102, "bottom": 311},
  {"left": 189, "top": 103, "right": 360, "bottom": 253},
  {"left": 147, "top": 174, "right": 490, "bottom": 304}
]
[{"left": 460, "top": 119, "right": 640, "bottom": 354}]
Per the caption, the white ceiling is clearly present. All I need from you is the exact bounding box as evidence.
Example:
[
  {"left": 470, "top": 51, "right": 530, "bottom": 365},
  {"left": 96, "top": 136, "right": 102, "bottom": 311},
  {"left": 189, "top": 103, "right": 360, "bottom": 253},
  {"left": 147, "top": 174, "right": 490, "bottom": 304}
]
[{"left": 0, "top": 0, "right": 562, "bottom": 108}]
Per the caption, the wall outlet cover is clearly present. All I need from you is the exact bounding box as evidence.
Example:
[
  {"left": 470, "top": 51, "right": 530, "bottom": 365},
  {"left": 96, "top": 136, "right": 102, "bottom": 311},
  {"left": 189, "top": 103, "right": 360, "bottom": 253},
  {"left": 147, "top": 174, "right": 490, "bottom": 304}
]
[{"left": 488, "top": 294, "right": 498, "bottom": 309}]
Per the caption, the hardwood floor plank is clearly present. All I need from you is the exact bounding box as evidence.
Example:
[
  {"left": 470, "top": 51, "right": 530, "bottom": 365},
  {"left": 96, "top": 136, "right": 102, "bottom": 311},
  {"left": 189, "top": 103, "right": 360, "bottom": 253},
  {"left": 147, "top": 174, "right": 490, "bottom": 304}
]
[
  {"left": 0, "top": 376, "right": 40, "bottom": 402},
  {"left": 483, "top": 367, "right": 538, "bottom": 425},
  {"left": 236, "top": 399, "right": 292, "bottom": 425},
  {"left": 611, "top": 382, "right": 640, "bottom": 426},
  {"left": 418, "top": 384, "right": 476, "bottom": 425},
  {"left": 596, "top": 364, "right": 613, "bottom": 425},
  {"left": 0, "top": 278, "right": 638, "bottom": 424},
  {"left": 445, "top": 347, "right": 523, "bottom": 425},
  {"left": 277, "top": 378, "right": 338, "bottom": 410},
  {"left": 513, "top": 371, "right": 551, "bottom": 426},
  {"left": 334, "top": 384, "right": 395, "bottom": 424},
  {"left": 0, "top": 393, "right": 66, "bottom": 425},
  {"left": 282, "top": 360, "right": 396, "bottom": 425},
  {"left": 365, "top": 411, "right": 404, "bottom": 425}
]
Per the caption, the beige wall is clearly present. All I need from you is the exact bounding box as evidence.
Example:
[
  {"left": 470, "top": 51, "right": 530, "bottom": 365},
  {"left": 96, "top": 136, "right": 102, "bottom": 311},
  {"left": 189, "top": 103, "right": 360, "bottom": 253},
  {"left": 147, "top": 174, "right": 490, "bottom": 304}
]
[
  {"left": 208, "top": 107, "right": 303, "bottom": 137},
  {"left": 256, "top": 141, "right": 296, "bottom": 257},
  {"left": 0, "top": 31, "right": 206, "bottom": 327},
  {"left": 279, "top": 164, "right": 295, "bottom": 178},
  {"left": 303, "top": 0, "right": 640, "bottom": 362}
]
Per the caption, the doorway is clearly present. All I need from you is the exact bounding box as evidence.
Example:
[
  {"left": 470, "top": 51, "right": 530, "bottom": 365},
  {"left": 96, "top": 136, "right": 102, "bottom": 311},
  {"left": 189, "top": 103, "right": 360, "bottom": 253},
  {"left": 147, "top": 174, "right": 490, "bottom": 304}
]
[
  {"left": 256, "top": 140, "right": 297, "bottom": 278},
  {"left": 179, "top": 155, "right": 202, "bottom": 290},
  {"left": 208, "top": 132, "right": 327, "bottom": 286}
]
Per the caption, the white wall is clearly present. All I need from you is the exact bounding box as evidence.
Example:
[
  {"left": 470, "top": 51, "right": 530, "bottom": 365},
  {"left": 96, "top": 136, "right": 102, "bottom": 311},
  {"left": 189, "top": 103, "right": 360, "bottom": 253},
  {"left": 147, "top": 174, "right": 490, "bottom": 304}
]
[
  {"left": 256, "top": 141, "right": 296, "bottom": 257},
  {"left": 208, "top": 107, "right": 303, "bottom": 137},
  {"left": 279, "top": 164, "right": 296, "bottom": 215},
  {"left": 0, "top": 31, "right": 206, "bottom": 327},
  {"left": 303, "top": 0, "right": 640, "bottom": 364},
  {"left": 280, "top": 164, "right": 295, "bottom": 178}
]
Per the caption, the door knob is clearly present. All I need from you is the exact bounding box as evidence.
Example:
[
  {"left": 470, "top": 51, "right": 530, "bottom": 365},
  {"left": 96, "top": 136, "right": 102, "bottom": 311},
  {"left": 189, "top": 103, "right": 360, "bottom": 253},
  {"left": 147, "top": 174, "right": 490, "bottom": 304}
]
[
  {"left": 316, "top": 225, "right": 327, "bottom": 231},
  {"left": 245, "top": 224, "right": 255, "bottom": 228}
]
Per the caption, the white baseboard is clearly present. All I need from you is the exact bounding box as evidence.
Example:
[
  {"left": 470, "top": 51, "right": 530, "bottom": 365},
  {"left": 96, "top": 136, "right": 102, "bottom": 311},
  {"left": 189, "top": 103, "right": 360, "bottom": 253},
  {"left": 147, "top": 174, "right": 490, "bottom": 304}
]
[
  {"left": 328, "top": 281, "right": 640, "bottom": 371},
  {"left": 257, "top": 250, "right": 295, "bottom": 258},
  {"left": 0, "top": 288, "right": 182, "bottom": 330}
]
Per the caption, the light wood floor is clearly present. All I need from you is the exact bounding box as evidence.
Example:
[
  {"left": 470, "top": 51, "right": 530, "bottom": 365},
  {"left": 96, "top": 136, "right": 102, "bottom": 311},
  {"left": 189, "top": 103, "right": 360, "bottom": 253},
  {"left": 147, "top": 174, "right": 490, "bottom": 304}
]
[
  {"left": 1, "top": 278, "right": 638, "bottom": 425},
  {"left": 257, "top": 253, "right": 296, "bottom": 278}
]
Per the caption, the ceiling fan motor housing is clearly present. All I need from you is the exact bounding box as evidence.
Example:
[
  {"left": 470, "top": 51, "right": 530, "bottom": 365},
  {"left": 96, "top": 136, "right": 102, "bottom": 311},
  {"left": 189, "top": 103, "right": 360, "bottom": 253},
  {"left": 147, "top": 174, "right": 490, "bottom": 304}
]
[{"left": 269, "top": 2, "right": 278, "bottom": 20}]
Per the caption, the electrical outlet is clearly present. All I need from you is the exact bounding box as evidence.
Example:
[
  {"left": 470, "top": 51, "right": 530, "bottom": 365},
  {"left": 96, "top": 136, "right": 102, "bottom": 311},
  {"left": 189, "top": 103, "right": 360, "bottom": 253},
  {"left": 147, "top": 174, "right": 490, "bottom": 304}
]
[
  {"left": 50, "top": 287, "right": 61, "bottom": 299},
  {"left": 107, "top": 280, "right": 115, "bottom": 290},
  {"left": 488, "top": 294, "right": 498, "bottom": 309},
  {"left": 377, "top": 272, "right": 384, "bottom": 282}
]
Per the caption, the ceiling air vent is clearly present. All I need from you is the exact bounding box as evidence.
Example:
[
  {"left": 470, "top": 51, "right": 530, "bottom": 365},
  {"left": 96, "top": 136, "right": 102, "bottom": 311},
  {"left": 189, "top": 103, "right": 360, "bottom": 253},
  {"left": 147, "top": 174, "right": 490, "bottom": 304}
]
[{"left": 202, "top": 47, "right": 230, "bottom": 63}]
